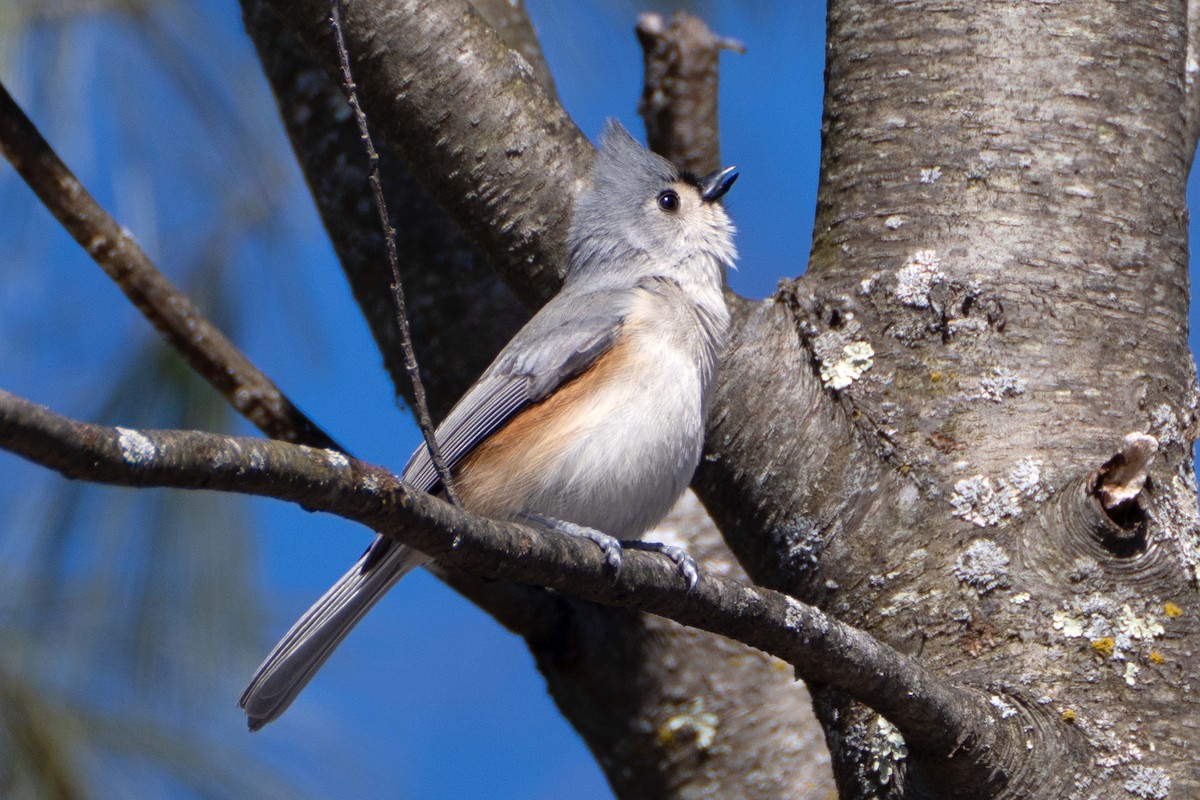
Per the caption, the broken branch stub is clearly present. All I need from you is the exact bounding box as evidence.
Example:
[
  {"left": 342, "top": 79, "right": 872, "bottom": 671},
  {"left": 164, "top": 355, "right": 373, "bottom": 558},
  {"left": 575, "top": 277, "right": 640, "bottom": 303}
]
[{"left": 1088, "top": 432, "right": 1158, "bottom": 541}]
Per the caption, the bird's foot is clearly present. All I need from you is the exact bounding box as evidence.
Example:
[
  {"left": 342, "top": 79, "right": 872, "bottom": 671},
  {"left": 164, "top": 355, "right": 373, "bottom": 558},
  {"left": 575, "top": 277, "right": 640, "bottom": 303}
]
[
  {"left": 522, "top": 514, "right": 624, "bottom": 575},
  {"left": 621, "top": 539, "right": 699, "bottom": 590}
]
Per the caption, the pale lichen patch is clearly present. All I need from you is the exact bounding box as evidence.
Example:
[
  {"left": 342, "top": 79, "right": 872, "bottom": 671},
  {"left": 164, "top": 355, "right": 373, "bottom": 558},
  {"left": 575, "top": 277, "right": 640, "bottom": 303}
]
[
  {"left": 868, "top": 716, "right": 908, "bottom": 785},
  {"left": 657, "top": 697, "right": 719, "bottom": 751},
  {"left": 360, "top": 471, "right": 383, "bottom": 493},
  {"left": 950, "top": 475, "right": 1019, "bottom": 527},
  {"left": 784, "top": 595, "right": 828, "bottom": 636},
  {"left": 949, "top": 459, "right": 1050, "bottom": 526},
  {"left": 1116, "top": 605, "right": 1164, "bottom": 642},
  {"left": 1052, "top": 609, "right": 1085, "bottom": 638},
  {"left": 1124, "top": 765, "right": 1171, "bottom": 798},
  {"left": 878, "top": 589, "right": 924, "bottom": 618},
  {"left": 1123, "top": 661, "right": 1140, "bottom": 686},
  {"left": 116, "top": 427, "right": 157, "bottom": 465},
  {"left": 325, "top": 450, "right": 351, "bottom": 470},
  {"left": 783, "top": 596, "right": 803, "bottom": 631},
  {"left": 952, "top": 538, "right": 1011, "bottom": 592},
  {"left": 1008, "top": 457, "right": 1050, "bottom": 503},
  {"left": 919, "top": 166, "right": 942, "bottom": 184},
  {"left": 819, "top": 340, "right": 874, "bottom": 390},
  {"left": 894, "top": 249, "right": 944, "bottom": 308},
  {"left": 1150, "top": 404, "right": 1182, "bottom": 445},
  {"left": 1052, "top": 596, "right": 1166, "bottom": 674},
  {"left": 989, "top": 694, "right": 1017, "bottom": 719},
  {"left": 978, "top": 366, "right": 1026, "bottom": 402}
]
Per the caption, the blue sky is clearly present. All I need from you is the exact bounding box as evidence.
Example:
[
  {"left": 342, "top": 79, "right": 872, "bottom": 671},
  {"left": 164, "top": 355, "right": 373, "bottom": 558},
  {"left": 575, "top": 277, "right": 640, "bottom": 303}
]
[{"left": 0, "top": 2, "right": 1194, "bottom": 799}]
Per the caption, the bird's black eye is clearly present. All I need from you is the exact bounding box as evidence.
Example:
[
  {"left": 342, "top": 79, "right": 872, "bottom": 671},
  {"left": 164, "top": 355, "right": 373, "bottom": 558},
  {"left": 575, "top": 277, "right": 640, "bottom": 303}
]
[{"left": 657, "top": 189, "right": 680, "bottom": 213}]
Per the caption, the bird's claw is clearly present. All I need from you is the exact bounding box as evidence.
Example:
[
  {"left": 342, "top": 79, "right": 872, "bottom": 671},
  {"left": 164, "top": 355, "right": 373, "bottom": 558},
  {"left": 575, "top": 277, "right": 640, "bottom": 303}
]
[
  {"left": 521, "top": 515, "right": 699, "bottom": 588},
  {"left": 523, "top": 514, "right": 624, "bottom": 577},
  {"left": 622, "top": 539, "right": 700, "bottom": 590}
]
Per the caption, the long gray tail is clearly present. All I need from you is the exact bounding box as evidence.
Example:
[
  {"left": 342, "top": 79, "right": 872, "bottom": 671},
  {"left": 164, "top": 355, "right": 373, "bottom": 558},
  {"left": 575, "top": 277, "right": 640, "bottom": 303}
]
[{"left": 239, "top": 539, "right": 428, "bottom": 730}]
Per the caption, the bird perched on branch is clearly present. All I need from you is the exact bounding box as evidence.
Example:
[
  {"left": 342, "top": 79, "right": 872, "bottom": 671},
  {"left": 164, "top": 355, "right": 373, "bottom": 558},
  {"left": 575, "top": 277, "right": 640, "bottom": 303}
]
[{"left": 240, "top": 120, "right": 738, "bottom": 729}]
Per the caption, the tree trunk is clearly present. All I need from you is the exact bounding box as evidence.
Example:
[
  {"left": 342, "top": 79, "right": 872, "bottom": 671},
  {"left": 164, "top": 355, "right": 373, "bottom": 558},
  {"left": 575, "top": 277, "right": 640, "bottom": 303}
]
[{"left": 700, "top": 1, "right": 1200, "bottom": 796}]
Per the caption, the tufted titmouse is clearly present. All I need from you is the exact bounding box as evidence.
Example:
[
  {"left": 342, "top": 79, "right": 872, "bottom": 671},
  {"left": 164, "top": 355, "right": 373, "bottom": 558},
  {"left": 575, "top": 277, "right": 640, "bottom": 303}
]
[{"left": 239, "top": 120, "right": 738, "bottom": 729}]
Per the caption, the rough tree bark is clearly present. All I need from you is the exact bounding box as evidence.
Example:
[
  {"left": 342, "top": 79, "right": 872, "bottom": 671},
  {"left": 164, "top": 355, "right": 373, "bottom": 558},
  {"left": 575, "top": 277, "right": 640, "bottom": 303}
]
[
  {"left": 700, "top": 2, "right": 1200, "bottom": 797},
  {"left": 2, "top": 1, "right": 1198, "bottom": 799}
]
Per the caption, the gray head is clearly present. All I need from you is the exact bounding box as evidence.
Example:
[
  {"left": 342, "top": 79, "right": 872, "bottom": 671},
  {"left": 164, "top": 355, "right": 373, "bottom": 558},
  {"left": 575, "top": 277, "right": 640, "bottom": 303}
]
[{"left": 567, "top": 120, "right": 738, "bottom": 289}]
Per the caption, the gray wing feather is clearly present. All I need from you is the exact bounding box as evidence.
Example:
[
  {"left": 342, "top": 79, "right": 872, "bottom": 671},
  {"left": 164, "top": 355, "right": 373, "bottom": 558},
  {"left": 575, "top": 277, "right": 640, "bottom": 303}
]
[
  {"left": 400, "top": 377, "right": 529, "bottom": 493},
  {"left": 402, "top": 287, "right": 628, "bottom": 491},
  {"left": 240, "top": 287, "right": 629, "bottom": 728}
]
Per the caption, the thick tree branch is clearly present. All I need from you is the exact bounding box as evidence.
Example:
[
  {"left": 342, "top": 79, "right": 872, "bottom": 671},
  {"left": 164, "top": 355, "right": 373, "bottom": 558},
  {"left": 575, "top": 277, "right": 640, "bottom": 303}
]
[
  {"left": 0, "top": 387, "right": 1017, "bottom": 787},
  {"left": 240, "top": 0, "right": 529, "bottom": 417},
  {"left": 263, "top": 0, "right": 593, "bottom": 307},
  {"left": 636, "top": 11, "right": 743, "bottom": 176},
  {"left": 0, "top": 81, "right": 338, "bottom": 451}
]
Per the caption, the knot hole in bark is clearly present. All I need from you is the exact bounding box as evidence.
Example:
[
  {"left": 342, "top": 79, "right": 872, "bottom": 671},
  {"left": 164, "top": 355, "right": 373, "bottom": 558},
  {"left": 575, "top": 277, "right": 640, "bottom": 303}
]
[{"left": 1084, "top": 433, "right": 1158, "bottom": 558}]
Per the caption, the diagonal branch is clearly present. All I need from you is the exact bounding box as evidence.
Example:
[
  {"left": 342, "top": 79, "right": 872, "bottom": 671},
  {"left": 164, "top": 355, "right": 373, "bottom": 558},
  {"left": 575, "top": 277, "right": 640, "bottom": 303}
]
[
  {"left": 0, "top": 81, "right": 338, "bottom": 452},
  {"left": 0, "top": 386, "right": 1018, "bottom": 789},
  {"left": 240, "top": 0, "right": 530, "bottom": 418},
  {"left": 263, "top": 0, "right": 593, "bottom": 307}
]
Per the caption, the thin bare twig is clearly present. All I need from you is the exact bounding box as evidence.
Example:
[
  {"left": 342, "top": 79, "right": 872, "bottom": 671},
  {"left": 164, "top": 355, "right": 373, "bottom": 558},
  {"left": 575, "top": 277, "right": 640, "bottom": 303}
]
[
  {"left": 0, "top": 81, "right": 340, "bottom": 451},
  {"left": 0, "top": 385, "right": 1014, "bottom": 780},
  {"left": 328, "top": 0, "right": 460, "bottom": 505}
]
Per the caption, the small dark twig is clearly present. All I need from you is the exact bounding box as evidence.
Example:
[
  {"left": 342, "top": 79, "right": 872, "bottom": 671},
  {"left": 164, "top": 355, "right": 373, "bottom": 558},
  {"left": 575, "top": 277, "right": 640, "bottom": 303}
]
[
  {"left": 329, "top": 0, "right": 461, "bottom": 506},
  {"left": 0, "top": 81, "right": 340, "bottom": 451}
]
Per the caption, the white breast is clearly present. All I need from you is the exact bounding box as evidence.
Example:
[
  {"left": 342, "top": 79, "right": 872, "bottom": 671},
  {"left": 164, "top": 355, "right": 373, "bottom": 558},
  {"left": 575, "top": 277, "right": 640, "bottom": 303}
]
[
  {"left": 517, "top": 282, "right": 724, "bottom": 538},
  {"left": 456, "top": 280, "right": 727, "bottom": 540}
]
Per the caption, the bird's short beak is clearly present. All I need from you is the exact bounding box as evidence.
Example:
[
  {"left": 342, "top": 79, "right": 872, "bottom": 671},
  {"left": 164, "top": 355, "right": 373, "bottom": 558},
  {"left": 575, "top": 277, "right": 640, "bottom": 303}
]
[{"left": 699, "top": 166, "right": 738, "bottom": 203}]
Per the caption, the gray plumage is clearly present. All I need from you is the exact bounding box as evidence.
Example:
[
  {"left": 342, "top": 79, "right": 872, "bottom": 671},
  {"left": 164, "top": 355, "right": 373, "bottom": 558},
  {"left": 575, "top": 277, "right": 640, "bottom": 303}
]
[{"left": 239, "top": 120, "right": 737, "bottom": 729}]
